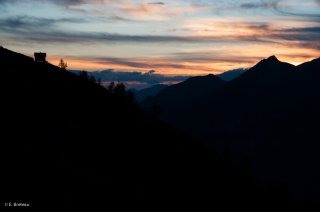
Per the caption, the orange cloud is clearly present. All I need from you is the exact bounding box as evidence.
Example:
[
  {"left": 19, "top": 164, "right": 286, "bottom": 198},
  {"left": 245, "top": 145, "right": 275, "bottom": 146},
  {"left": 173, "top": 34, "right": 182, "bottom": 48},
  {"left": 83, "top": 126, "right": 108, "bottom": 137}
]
[{"left": 47, "top": 40, "right": 319, "bottom": 76}]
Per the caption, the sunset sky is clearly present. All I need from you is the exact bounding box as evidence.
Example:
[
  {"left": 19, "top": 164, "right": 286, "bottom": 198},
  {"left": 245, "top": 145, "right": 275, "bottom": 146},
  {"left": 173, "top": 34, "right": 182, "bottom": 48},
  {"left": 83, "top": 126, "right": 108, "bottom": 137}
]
[{"left": 0, "top": 0, "right": 319, "bottom": 76}]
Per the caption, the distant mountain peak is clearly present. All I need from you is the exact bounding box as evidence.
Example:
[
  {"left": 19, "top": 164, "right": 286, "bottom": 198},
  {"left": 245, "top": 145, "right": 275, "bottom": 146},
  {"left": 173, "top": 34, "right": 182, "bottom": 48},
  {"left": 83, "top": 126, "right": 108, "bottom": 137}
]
[
  {"left": 234, "top": 55, "right": 296, "bottom": 84},
  {"left": 255, "top": 55, "right": 287, "bottom": 68},
  {"left": 266, "top": 55, "right": 279, "bottom": 62},
  {"left": 184, "top": 74, "right": 221, "bottom": 82},
  {"left": 205, "top": 74, "right": 220, "bottom": 79}
]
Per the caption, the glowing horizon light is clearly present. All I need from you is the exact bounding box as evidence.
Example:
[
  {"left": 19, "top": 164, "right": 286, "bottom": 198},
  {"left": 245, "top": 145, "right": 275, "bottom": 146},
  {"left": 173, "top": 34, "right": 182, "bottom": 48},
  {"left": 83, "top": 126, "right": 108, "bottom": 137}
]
[{"left": 0, "top": 0, "right": 319, "bottom": 76}]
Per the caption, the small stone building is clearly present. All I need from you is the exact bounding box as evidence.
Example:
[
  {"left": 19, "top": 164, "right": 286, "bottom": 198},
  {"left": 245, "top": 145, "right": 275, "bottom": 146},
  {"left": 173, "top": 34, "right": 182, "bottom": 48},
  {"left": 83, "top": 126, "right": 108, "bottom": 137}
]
[{"left": 34, "top": 52, "right": 46, "bottom": 62}]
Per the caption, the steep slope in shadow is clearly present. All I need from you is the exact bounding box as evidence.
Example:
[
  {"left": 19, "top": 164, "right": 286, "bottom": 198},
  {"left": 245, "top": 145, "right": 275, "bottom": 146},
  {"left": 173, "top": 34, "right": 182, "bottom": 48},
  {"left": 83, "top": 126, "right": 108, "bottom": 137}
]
[
  {"left": 141, "top": 74, "right": 226, "bottom": 127},
  {"left": 156, "top": 56, "right": 296, "bottom": 140},
  {"left": 0, "top": 47, "right": 287, "bottom": 211},
  {"left": 144, "top": 55, "right": 320, "bottom": 208},
  {"left": 232, "top": 56, "right": 295, "bottom": 86},
  {"left": 144, "top": 56, "right": 297, "bottom": 144},
  {"left": 217, "top": 68, "right": 246, "bottom": 81},
  {"left": 134, "top": 84, "right": 168, "bottom": 102},
  {"left": 202, "top": 56, "right": 297, "bottom": 137},
  {"left": 156, "top": 74, "right": 226, "bottom": 109}
]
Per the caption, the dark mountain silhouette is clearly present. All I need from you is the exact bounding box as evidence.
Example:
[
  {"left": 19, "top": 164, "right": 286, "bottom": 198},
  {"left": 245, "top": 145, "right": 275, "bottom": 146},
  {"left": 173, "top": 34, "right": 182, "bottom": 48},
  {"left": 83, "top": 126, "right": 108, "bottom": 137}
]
[
  {"left": 217, "top": 68, "right": 246, "bottom": 81},
  {"left": 141, "top": 74, "right": 225, "bottom": 113},
  {"left": 232, "top": 56, "right": 296, "bottom": 88},
  {"left": 142, "top": 55, "right": 320, "bottom": 208},
  {"left": 0, "top": 47, "right": 289, "bottom": 211},
  {"left": 296, "top": 57, "right": 320, "bottom": 81},
  {"left": 133, "top": 84, "right": 168, "bottom": 102}
]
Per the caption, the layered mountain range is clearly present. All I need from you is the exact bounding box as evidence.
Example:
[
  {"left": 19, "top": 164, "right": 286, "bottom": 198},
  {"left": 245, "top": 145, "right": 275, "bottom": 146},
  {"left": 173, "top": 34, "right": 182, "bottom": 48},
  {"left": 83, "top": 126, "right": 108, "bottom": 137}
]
[
  {"left": 1, "top": 47, "right": 291, "bottom": 211},
  {"left": 142, "top": 55, "right": 320, "bottom": 206}
]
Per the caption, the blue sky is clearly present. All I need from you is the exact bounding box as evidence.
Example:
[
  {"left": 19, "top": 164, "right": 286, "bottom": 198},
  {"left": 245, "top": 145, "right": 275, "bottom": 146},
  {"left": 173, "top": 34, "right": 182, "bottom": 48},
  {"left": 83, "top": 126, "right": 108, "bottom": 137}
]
[{"left": 0, "top": 0, "right": 319, "bottom": 75}]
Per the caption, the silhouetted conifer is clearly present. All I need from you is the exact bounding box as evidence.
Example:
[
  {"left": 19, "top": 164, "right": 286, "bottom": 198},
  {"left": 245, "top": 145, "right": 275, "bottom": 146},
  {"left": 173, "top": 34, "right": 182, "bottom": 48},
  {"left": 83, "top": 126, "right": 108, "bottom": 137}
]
[
  {"left": 114, "top": 83, "right": 126, "bottom": 97},
  {"left": 58, "top": 58, "right": 67, "bottom": 70},
  {"left": 108, "top": 82, "right": 115, "bottom": 93}
]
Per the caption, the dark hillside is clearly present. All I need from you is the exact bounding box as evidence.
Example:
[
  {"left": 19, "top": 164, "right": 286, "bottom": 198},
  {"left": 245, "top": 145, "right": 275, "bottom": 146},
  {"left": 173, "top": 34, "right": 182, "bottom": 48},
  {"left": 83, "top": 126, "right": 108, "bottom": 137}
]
[
  {"left": 0, "top": 47, "right": 286, "bottom": 211},
  {"left": 142, "top": 55, "right": 320, "bottom": 208}
]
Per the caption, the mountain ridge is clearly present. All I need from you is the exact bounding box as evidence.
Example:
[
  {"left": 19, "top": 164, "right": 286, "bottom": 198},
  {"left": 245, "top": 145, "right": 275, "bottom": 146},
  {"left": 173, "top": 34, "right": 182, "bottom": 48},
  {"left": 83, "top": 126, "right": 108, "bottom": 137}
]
[
  {"left": 141, "top": 55, "right": 320, "bottom": 207},
  {"left": 217, "top": 68, "right": 246, "bottom": 81},
  {"left": 1, "top": 47, "right": 289, "bottom": 210},
  {"left": 133, "top": 84, "right": 168, "bottom": 102},
  {"left": 142, "top": 73, "right": 226, "bottom": 112}
]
